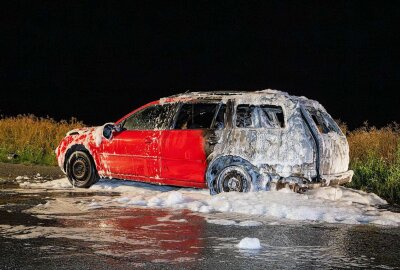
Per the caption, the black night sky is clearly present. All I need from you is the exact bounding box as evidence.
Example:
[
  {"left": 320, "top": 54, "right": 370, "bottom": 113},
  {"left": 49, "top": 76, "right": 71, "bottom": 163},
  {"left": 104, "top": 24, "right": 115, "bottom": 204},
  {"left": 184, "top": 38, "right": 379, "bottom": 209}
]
[{"left": 1, "top": 1, "right": 399, "bottom": 129}]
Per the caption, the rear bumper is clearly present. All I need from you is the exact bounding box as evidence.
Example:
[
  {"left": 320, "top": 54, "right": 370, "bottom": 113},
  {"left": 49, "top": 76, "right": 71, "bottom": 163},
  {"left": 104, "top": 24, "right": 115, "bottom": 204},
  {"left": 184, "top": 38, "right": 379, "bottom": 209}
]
[
  {"left": 321, "top": 170, "right": 354, "bottom": 186},
  {"left": 306, "top": 170, "right": 353, "bottom": 189}
]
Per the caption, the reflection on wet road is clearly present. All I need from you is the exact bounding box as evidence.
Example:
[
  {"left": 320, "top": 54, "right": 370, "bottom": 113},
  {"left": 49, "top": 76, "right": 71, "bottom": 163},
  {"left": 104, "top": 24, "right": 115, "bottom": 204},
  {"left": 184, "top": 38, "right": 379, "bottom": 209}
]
[{"left": 1, "top": 184, "right": 400, "bottom": 269}]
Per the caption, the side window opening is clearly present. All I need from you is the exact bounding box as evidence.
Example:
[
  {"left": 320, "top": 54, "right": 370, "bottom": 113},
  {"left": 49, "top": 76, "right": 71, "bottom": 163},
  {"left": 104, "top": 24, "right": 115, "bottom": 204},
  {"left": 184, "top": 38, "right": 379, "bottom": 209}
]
[
  {"left": 174, "top": 103, "right": 218, "bottom": 130},
  {"left": 236, "top": 104, "right": 284, "bottom": 128},
  {"left": 155, "top": 104, "right": 176, "bottom": 129},
  {"left": 236, "top": 105, "right": 258, "bottom": 128},
  {"left": 122, "top": 104, "right": 175, "bottom": 130},
  {"left": 259, "top": 105, "right": 285, "bottom": 128},
  {"left": 123, "top": 106, "right": 160, "bottom": 130}
]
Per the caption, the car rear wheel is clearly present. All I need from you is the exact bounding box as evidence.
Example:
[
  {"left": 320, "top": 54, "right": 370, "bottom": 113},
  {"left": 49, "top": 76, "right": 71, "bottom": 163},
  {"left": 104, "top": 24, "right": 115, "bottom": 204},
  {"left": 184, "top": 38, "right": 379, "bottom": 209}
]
[
  {"left": 215, "top": 165, "right": 252, "bottom": 193},
  {"left": 66, "top": 151, "right": 99, "bottom": 188}
]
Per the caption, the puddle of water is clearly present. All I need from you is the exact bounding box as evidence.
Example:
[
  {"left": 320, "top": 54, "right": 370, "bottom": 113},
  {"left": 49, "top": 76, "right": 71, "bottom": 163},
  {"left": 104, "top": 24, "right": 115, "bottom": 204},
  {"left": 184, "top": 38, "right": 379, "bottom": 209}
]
[
  {"left": 1, "top": 183, "right": 400, "bottom": 269},
  {"left": 2, "top": 204, "right": 400, "bottom": 269}
]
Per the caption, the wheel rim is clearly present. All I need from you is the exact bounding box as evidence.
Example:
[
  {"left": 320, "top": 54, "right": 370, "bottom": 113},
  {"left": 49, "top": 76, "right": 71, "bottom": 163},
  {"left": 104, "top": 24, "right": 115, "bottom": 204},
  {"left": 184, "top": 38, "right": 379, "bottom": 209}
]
[
  {"left": 218, "top": 167, "right": 250, "bottom": 192},
  {"left": 227, "top": 176, "right": 241, "bottom": 191},
  {"left": 71, "top": 157, "right": 89, "bottom": 181}
]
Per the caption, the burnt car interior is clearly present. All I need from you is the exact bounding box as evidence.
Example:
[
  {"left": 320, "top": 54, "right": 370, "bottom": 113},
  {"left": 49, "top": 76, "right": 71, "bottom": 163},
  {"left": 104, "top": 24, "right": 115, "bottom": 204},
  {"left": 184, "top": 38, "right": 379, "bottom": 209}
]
[
  {"left": 236, "top": 105, "right": 285, "bottom": 128},
  {"left": 174, "top": 103, "right": 226, "bottom": 130}
]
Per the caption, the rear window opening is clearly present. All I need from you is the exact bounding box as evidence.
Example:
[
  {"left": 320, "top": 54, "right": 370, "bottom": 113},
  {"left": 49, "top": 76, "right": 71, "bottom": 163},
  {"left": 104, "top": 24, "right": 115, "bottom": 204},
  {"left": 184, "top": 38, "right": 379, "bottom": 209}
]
[
  {"left": 236, "top": 104, "right": 285, "bottom": 128},
  {"left": 307, "top": 108, "right": 342, "bottom": 135}
]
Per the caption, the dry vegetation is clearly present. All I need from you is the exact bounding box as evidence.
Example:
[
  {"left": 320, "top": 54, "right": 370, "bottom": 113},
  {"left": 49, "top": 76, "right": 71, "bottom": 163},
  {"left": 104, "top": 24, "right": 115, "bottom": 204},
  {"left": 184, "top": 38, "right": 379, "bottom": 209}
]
[
  {"left": 346, "top": 123, "right": 400, "bottom": 204},
  {"left": 0, "top": 115, "right": 84, "bottom": 166},
  {"left": 347, "top": 123, "right": 400, "bottom": 165}
]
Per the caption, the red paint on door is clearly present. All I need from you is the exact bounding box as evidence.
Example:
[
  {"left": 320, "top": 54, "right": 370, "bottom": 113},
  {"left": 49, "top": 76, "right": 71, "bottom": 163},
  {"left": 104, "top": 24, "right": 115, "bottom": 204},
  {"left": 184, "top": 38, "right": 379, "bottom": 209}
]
[
  {"left": 99, "top": 130, "right": 160, "bottom": 179},
  {"left": 160, "top": 130, "right": 207, "bottom": 183}
]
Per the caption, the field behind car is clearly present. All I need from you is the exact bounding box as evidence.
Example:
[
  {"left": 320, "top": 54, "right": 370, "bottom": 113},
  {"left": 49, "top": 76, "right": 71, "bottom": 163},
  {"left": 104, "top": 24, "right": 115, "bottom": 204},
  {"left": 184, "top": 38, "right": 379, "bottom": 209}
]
[
  {"left": 0, "top": 115, "right": 399, "bottom": 203},
  {"left": 345, "top": 123, "right": 400, "bottom": 204},
  {"left": 0, "top": 115, "right": 84, "bottom": 166}
]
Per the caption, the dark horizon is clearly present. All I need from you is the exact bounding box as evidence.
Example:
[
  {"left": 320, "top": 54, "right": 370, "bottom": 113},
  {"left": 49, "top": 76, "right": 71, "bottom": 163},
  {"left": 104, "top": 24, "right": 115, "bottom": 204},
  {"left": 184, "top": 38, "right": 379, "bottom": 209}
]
[{"left": 2, "top": 2, "right": 399, "bottom": 129}]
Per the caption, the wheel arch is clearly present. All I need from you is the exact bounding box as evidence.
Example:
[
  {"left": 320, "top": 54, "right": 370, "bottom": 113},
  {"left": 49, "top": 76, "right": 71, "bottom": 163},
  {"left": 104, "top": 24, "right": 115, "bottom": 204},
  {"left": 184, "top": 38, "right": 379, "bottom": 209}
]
[{"left": 63, "top": 144, "right": 97, "bottom": 172}]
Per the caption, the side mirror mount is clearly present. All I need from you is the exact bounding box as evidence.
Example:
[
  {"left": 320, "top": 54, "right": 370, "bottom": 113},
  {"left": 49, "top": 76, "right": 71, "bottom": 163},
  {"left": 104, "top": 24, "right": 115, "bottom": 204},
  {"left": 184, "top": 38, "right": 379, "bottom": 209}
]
[
  {"left": 103, "top": 123, "right": 124, "bottom": 140},
  {"left": 114, "top": 123, "right": 123, "bottom": 132},
  {"left": 103, "top": 123, "right": 115, "bottom": 140}
]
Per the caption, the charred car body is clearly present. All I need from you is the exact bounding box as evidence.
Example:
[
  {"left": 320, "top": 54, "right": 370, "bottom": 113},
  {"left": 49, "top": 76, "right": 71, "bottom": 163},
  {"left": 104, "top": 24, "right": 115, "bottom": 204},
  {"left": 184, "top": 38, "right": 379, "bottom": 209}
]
[{"left": 56, "top": 90, "right": 353, "bottom": 194}]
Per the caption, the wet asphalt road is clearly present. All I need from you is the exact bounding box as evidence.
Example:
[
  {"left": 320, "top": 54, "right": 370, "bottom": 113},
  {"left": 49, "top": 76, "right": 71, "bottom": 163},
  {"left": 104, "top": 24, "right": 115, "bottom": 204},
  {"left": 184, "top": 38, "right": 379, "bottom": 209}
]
[
  {"left": 0, "top": 163, "right": 63, "bottom": 180},
  {"left": 1, "top": 181, "right": 400, "bottom": 270}
]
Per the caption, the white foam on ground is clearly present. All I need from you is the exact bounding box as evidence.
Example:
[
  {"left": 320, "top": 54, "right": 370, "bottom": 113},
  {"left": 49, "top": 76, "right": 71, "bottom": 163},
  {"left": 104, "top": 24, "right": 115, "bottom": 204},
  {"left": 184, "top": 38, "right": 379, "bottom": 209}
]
[
  {"left": 207, "top": 219, "right": 237, "bottom": 226},
  {"left": 20, "top": 178, "right": 400, "bottom": 226},
  {"left": 156, "top": 215, "right": 187, "bottom": 223},
  {"left": 237, "top": 237, "right": 261, "bottom": 249},
  {"left": 207, "top": 219, "right": 263, "bottom": 226},
  {"left": 16, "top": 176, "right": 30, "bottom": 181},
  {"left": 238, "top": 220, "right": 263, "bottom": 227}
]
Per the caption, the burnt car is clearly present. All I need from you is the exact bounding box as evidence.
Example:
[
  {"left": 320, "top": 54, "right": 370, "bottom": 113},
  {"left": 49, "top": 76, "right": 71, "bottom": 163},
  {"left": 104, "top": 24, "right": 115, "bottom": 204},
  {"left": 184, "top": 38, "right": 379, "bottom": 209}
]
[{"left": 56, "top": 90, "right": 353, "bottom": 194}]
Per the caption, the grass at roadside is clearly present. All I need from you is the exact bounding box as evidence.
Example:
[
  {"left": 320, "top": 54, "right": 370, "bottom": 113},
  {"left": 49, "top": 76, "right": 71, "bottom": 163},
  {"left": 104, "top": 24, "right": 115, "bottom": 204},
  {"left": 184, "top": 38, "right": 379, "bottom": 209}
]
[
  {"left": 346, "top": 123, "right": 400, "bottom": 204},
  {"left": 0, "top": 115, "right": 84, "bottom": 166}
]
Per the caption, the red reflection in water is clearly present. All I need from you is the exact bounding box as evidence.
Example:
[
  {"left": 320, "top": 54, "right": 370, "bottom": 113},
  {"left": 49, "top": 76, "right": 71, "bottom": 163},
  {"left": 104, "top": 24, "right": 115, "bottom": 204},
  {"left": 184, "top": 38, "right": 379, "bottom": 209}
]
[{"left": 59, "top": 208, "right": 206, "bottom": 262}]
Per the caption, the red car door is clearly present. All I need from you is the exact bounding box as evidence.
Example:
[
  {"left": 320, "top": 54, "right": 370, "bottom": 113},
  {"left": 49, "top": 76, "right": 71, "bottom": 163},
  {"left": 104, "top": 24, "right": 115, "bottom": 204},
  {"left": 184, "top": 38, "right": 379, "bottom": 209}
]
[
  {"left": 161, "top": 129, "right": 206, "bottom": 184},
  {"left": 99, "top": 102, "right": 174, "bottom": 181},
  {"left": 104, "top": 130, "right": 160, "bottom": 179},
  {"left": 160, "top": 102, "right": 221, "bottom": 187}
]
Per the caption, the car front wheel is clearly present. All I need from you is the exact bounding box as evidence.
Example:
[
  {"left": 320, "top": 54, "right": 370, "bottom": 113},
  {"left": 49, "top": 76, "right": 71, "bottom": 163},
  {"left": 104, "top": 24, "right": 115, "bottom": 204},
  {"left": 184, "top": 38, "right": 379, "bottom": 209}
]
[{"left": 66, "top": 151, "right": 99, "bottom": 188}]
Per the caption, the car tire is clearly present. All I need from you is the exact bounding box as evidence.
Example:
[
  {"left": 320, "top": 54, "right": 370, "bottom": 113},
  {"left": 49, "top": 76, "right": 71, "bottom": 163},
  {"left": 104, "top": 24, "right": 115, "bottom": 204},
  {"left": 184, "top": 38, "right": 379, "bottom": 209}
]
[
  {"left": 215, "top": 165, "right": 252, "bottom": 193},
  {"left": 66, "top": 150, "right": 99, "bottom": 188}
]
